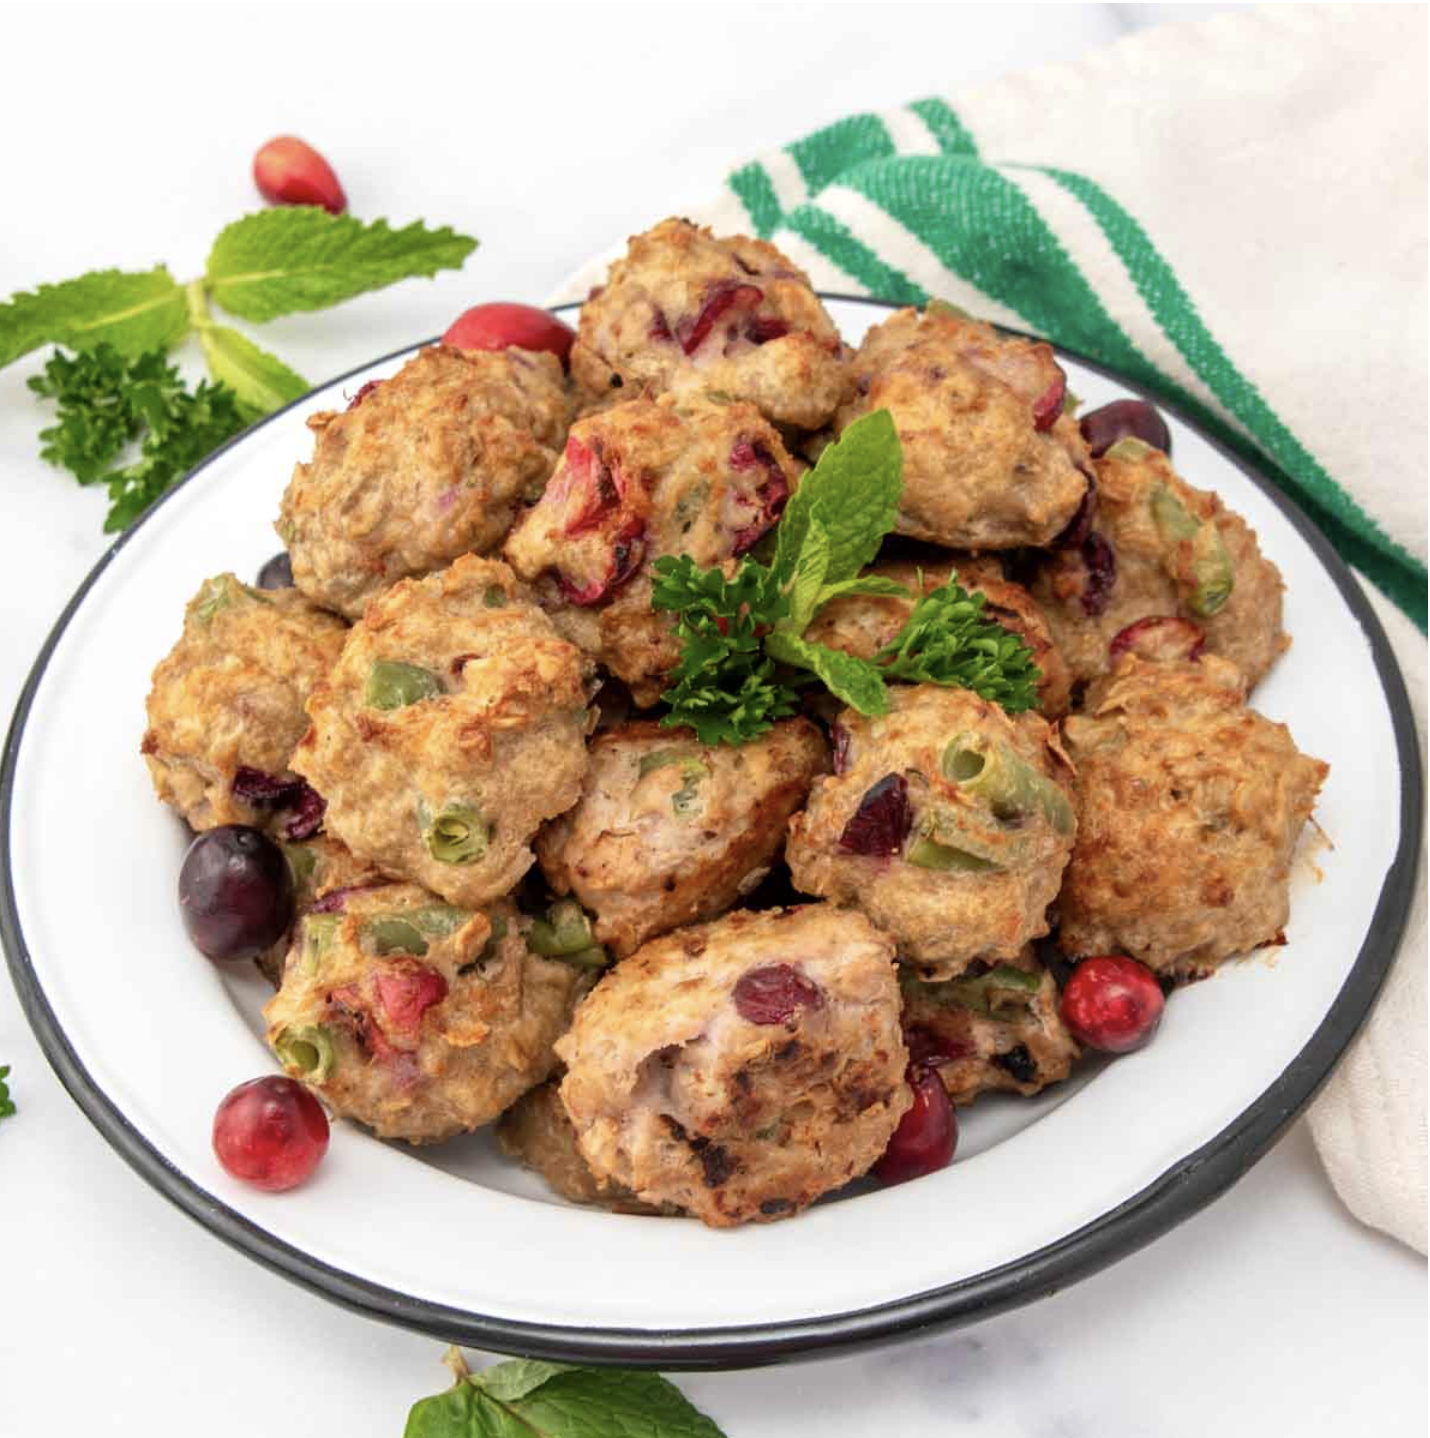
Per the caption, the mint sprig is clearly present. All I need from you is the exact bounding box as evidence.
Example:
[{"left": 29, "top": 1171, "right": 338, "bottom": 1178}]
[
  {"left": 2, "top": 206, "right": 478, "bottom": 531},
  {"left": 404, "top": 1347, "right": 727, "bottom": 1438},
  {"left": 651, "top": 412, "right": 1043, "bottom": 742}
]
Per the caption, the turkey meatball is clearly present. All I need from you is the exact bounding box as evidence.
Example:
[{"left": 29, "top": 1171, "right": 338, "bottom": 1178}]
[
  {"left": 557, "top": 905, "right": 910, "bottom": 1226},
  {"left": 264, "top": 883, "right": 586, "bottom": 1143},
  {"left": 278, "top": 344, "right": 570, "bottom": 618},
  {"left": 293, "top": 555, "right": 593, "bottom": 909},
  {"left": 503, "top": 393, "right": 798, "bottom": 705},
  {"left": 901, "top": 958, "right": 1079, "bottom": 1104},
  {"left": 537, "top": 718, "right": 829, "bottom": 957},
  {"left": 1058, "top": 654, "right": 1327, "bottom": 976},
  {"left": 142, "top": 574, "right": 346, "bottom": 833},
  {"left": 1031, "top": 438, "right": 1289, "bottom": 693},
  {"left": 570, "top": 217, "right": 848, "bottom": 429},
  {"left": 834, "top": 304, "right": 1089, "bottom": 549},
  {"left": 787, "top": 685, "right": 1076, "bottom": 979},
  {"left": 804, "top": 555, "right": 1073, "bottom": 716}
]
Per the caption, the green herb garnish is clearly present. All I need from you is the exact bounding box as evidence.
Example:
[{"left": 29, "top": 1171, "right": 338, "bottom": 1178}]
[
  {"left": 651, "top": 410, "right": 1042, "bottom": 743},
  {"left": 4, "top": 206, "right": 478, "bottom": 530},
  {"left": 0, "top": 1065, "right": 14, "bottom": 1122}
]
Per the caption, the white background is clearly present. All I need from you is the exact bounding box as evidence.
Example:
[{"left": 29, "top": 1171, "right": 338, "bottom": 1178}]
[{"left": 0, "top": 5, "right": 1423, "bottom": 1436}]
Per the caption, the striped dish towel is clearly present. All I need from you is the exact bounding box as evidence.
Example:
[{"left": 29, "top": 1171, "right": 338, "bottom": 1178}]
[{"left": 557, "top": 5, "right": 1427, "bottom": 1252}]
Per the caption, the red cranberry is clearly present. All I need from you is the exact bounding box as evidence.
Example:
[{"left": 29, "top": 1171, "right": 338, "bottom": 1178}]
[
  {"left": 213, "top": 1076, "right": 329, "bottom": 1191},
  {"left": 375, "top": 962, "right": 448, "bottom": 1035},
  {"left": 728, "top": 437, "right": 791, "bottom": 555},
  {"left": 347, "top": 379, "right": 382, "bottom": 410},
  {"left": 1079, "top": 532, "right": 1118, "bottom": 617},
  {"left": 1109, "top": 616, "right": 1205, "bottom": 664},
  {"left": 677, "top": 281, "right": 763, "bottom": 355},
  {"left": 253, "top": 136, "right": 346, "bottom": 214},
  {"left": 745, "top": 315, "right": 790, "bottom": 345},
  {"left": 838, "top": 774, "right": 911, "bottom": 857},
  {"left": 1060, "top": 955, "right": 1165, "bottom": 1054},
  {"left": 874, "top": 1068, "right": 957, "bottom": 1185},
  {"left": 555, "top": 516, "right": 647, "bottom": 606},
  {"left": 442, "top": 303, "right": 576, "bottom": 367},
  {"left": 326, "top": 987, "right": 398, "bottom": 1064},
  {"left": 830, "top": 723, "right": 852, "bottom": 776},
  {"left": 1032, "top": 367, "right": 1067, "bottom": 431},
  {"left": 1053, "top": 470, "right": 1098, "bottom": 549},
  {"left": 905, "top": 1025, "right": 973, "bottom": 1070},
  {"left": 559, "top": 438, "right": 624, "bottom": 537},
  {"left": 733, "top": 963, "right": 825, "bottom": 1025},
  {"left": 1080, "top": 398, "right": 1172, "bottom": 458}
]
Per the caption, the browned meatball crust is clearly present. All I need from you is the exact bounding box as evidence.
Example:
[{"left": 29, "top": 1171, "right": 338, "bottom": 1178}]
[
  {"left": 496, "top": 1080, "right": 676, "bottom": 1214},
  {"left": 503, "top": 394, "right": 798, "bottom": 705},
  {"left": 804, "top": 555, "right": 1073, "bottom": 716},
  {"left": 834, "top": 305, "right": 1089, "bottom": 549},
  {"left": 900, "top": 959, "right": 1079, "bottom": 1105},
  {"left": 278, "top": 344, "right": 570, "bottom": 618},
  {"left": 1059, "top": 655, "right": 1327, "bottom": 976},
  {"left": 293, "top": 556, "right": 594, "bottom": 909},
  {"left": 264, "top": 884, "right": 585, "bottom": 1143},
  {"left": 142, "top": 574, "right": 347, "bottom": 833},
  {"left": 571, "top": 218, "right": 849, "bottom": 429},
  {"left": 1031, "top": 440, "right": 1288, "bottom": 692},
  {"left": 787, "top": 685, "right": 1076, "bottom": 980},
  {"left": 557, "top": 906, "right": 910, "bottom": 1227},
  {"left": 538, "top": 718, "right": 828, "bottom": 957}
]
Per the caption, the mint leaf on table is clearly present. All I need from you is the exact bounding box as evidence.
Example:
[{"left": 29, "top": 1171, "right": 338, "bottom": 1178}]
[
  {"left": 876, "top": 575, "right": 1043, "bottom": 714},
  {"left": 29, "top": 344, "right": 251, "bottom": 532},
  {"left": 0, "top": 1065, "right": 15, "bottom": 1121},
  {"left": 404, "top": 1351, "right": 728, "bottom": 1438},
  {"left": 197, "top": 323, "right": 309, "bottom": 413},
  {"left": 771, "top": 408, "right": 902, "bottom": 588},
  {"left": 0, "top": 266, "right": 187, "bottom": 368},
  {"left": 206, "top": 209, "right": 479, "bottom": 323}
]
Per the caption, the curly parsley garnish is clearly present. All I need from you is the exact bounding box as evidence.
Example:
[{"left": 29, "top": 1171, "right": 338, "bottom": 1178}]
[
  {"left": 651, "top": 410, "right": 1042, "bottom": 743},
  {"left": 0, "top": 1065, "right": 15, "bottom": 1122}
]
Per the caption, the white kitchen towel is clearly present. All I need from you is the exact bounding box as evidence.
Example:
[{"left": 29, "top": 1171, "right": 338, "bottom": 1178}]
[{"left": 555, "top": 3, "right": 1428, "bottom": 1252}]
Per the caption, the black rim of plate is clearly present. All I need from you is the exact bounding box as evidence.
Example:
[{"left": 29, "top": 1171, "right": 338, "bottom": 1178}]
[{"left": 2, "top": 296, "right": 1421, "bottom": 1371}]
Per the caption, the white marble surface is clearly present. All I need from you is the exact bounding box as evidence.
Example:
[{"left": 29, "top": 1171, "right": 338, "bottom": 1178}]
[{"left": 0, "top": 5, "right": 1422, "bottom": 1435}]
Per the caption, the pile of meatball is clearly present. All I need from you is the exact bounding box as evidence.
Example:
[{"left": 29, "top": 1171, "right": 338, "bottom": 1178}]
[{"left": 145, "top": 217, "right": 1328, "bottom": 1223}]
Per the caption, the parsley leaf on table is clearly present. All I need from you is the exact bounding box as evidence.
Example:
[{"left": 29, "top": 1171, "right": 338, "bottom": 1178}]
[
  {"left": 28, "top": 345, "right": 252, "bottom": 532},
  {"left": 0, "top": 1065, "right": 15, "bottom": 1121},
  {"left": 404, "top": 1349, "right": 728, "bottom": 1438},
  {"left": 206, "top": 209, "right": 479, "bottom": 322}
]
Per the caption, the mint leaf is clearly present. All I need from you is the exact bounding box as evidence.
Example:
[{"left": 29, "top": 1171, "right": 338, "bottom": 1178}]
[
  {"left": 207, "top": 209, "right": 479, "bottom": 322},
  {"left": 877, "top": 574, "right": 1042, "bottom": 713},
  {"left": 404, "top": 1354, "right": 728, "bottom": 1438},
  {"left": 785, "top": 515, "right": 832, "bottom": 632},
  {"left": 772, "top": 408, "right": 902, "bottom": 587},
  {"left": 766, "top": 631, "right": 889, "bottom": 716},
  {"left": 0, "top": 266, "right": 186, "bottom": 368},
  {"left": 0, "top": 1065, "right": 14, "bottom": 1121},
  {"left": 812, "top": 572, "right": 911, "bottom": 610},
  {"left": 198, "top": 324, "right": 309, "bottom": 414}
]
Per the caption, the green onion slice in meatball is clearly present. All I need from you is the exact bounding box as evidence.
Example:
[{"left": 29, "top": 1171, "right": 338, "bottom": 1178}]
[
  {"left": 526, "top": 900, "right": 609, "bottom": 969},
  {"left": 274, "top": 1023, "right": 337, "bottom": 1082},
  {"left": 420, "top": 803, "right": 488, "bottom": 864},
  {"left": 942, "top": 735, "right": 1074, "bottom": 835},
  {"left": 301, "top": 913, "right": 341, "bottom": 975},
  {"left": 1149, "top": 483, "right": 1235, "bottom": 617},
  {"left": 361, "top": 903, "right": 471, "bottom": 956},
  {"left": 364, "top": 661, "right": 446, "bottom": 710}
]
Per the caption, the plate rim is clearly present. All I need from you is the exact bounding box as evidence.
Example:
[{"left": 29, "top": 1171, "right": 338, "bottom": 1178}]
[{"left": 2, "top": 296, "right": 1421, "bottom": 1369}]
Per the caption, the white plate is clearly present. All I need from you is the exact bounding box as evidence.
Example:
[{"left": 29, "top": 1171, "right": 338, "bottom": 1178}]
[{"left": 2, "top": 299, "right": 1420, "bottom": 1367}]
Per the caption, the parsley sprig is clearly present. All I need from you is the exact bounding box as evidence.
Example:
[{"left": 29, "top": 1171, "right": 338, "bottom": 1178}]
[
  {"left": 652, "top": 410, "right": 1041, "bottom": 743},
  {"left": 3, "top": 206, "right": 478, "bottom": 530},
  {"left": 0, "top": 1065, "right": 15, "bottom": 1122}
]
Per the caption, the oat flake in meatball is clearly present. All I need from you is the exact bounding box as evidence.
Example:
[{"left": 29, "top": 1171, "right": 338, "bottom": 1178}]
[
  {"left": 570, "top": 217, "right": 849, "bottom": 429},
  {"left": 1058, "top": 654, "right": 1327, "bottom": 977},
  {"left": 278, "top": 344, "right": 570, "bottom": 618},
  {"left": 1032, "top": 438, "right": 1289, "bottom": 693},
  {"left": 142, "top": 574, "right": 347, "bottom": 833},
  {"left": 900, "top": 958, "right": 1079, "bottom": 1105},
  {"left": 293, "top": 555, "right": 594, "bottom": 909},
  {"left": 504, "top": 393, "right": 799, "bottom": 705},
  {"left": 264, "top": 883, "right": 585, "bottom": 1143},
  {"left": 537, "top": 717, "right": 828, "bottom": 958},
  {"left": 834, "top": 304, "right": 1089, "bottom": 550},
  {"left": 787, "top": 685, "right": 1077, "bottom": 980},
  {"left": 804, "top": 555, "right": 1073, "bottom": 717},
  {"left": 557, "top": 905, "right": 910, "bottom": 1227}
]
